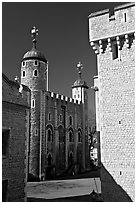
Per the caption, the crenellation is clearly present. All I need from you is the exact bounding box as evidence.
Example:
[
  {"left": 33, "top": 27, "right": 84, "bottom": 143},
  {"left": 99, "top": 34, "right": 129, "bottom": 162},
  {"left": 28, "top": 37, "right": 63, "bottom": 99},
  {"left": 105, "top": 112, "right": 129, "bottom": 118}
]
[{"left": 89, "top": 3, "right": 135, "bottom": 42}]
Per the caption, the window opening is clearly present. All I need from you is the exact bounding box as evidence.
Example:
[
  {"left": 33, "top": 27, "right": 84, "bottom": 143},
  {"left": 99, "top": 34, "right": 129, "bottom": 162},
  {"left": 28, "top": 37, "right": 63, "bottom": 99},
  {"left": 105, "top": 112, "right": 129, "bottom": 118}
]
[
  {"left": 35, "top": 128, "right": 38, "bottom": 136},
  {"left": 124, "top": 13, "right": 127, "bottom": 22},
  {"left": 34, "top": 69, "right": 38, "bottom": 77},
  {"left": 2, "top": 129, "right": 10, "bottom": 156},
  {"left": 69, "top": 116, "right": 73, "bottom": 126},
  {"left": 59, "top": 114, "right": 62, "bottom": 122},
  {"left": 112, "top": 43, "right": 118, "bottom": 60},
  {"left": 78, "top": 130, "right": 82, "bottom": 142},
  {"left": 22, "top": 70, "right": 26, "bottom": 77},
  {"left": 22, "top": 61, "right": 25, "bottom": 67},
  {"left": 31, "top": 99, "right": 35, "bottom": 108},
  {"left": 35, "top": 60, "right": 38, "bottom": 66},
  {"left": 48, "top": 113, "right": 51, "bottom": 121}
]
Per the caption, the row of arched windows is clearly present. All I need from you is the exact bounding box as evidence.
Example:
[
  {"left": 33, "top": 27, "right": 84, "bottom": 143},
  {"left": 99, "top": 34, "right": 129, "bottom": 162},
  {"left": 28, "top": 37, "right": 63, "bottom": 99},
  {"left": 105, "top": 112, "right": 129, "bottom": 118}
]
[
  {"left": 46, "top": 125, "right": 82, "bottom": 143},
  {"left": 22, "top": 60, "right": 38, "bottom": 67},
  {"left": 22, "top": 69, "right": 38, "bottom": 78}
]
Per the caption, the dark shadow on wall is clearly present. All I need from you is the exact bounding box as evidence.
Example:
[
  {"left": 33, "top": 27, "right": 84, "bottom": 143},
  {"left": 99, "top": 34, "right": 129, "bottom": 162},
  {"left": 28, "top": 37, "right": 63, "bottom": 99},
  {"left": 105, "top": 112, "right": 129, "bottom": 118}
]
[{"left": 101, "top": 164, "right": 132, "bottom": 202}]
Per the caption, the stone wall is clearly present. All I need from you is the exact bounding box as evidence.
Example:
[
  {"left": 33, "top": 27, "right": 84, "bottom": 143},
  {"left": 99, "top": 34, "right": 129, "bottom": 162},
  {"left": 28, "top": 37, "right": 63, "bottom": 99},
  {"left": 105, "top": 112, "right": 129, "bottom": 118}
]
[
  {"left": 89, "top": 3, "right": 135, "bottom": 201},
  {"left": 89, "top": 3, "right": 135, "bottom": 42},
  {"left": 39, "top": 91, "right": 85, "bottom": 176},
  {"left": 2, "top": 74, "right": 30, "bottom": 201}
]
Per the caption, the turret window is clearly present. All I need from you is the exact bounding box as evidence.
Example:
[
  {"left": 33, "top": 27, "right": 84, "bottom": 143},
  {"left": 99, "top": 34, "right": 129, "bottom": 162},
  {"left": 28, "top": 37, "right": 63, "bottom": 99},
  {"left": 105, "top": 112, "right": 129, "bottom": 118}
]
[
  {"left": 22, "top": 70, "right": 26, "bottom": 78},
  {"left": 34, "top": 60, "right": 38, "bottom": 66},
  {"left": 22, "top": 61, "right": 26, "bottom": 67},
  {"left": 33, "top": 69, "right": 38, "bottom": 77}
]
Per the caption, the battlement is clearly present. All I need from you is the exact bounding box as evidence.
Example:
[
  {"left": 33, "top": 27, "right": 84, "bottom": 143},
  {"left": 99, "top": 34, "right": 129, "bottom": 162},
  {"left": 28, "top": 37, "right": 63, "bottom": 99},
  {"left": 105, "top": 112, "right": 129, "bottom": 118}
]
[
  {"left": 89, "top": 3, "right": 135, "bottom": 43},
  {"left": 48, "top": 91, "right": 81, "bottom": 105}
]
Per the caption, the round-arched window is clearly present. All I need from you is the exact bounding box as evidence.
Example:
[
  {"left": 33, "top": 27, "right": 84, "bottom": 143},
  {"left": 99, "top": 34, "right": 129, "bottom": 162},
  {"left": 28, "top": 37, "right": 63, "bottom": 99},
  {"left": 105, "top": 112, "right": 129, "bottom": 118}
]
[{"left": 33, "top": 69, "right": 38, "bottom": 77}]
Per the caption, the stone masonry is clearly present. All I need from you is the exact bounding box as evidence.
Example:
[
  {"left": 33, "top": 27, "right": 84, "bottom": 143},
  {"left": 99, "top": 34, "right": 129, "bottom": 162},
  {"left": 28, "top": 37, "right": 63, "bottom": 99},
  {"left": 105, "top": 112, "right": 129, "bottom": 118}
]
[
  {"left": 2, "top": 74, "right": 30, "bottom": 201},
  {"left": 89, "top": 3, "right": 135, "bottom": 201},
  {"left": 21, "top": 27, "right": 89, "bottom": 180}
]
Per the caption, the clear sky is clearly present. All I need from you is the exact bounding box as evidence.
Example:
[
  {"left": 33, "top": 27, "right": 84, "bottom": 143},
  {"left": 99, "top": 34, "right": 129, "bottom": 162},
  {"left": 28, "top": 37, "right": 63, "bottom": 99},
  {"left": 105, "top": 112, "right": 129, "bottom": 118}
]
[{"left": 2, "top": 2, "right": 127, "bottom": 114}]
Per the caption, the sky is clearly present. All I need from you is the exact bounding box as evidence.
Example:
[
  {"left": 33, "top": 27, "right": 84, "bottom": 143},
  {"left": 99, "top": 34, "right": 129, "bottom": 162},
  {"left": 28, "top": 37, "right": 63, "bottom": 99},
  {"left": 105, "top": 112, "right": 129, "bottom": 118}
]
[{"left": 2, "top": 1, "right": 127, "bottom": 114}]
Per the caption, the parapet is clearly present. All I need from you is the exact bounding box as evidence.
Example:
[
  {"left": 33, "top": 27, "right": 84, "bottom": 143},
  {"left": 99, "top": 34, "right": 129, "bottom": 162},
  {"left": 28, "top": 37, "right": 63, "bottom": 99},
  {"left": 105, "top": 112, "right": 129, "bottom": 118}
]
[
  {"left": 48, "top": 91, "right": 81, "bottom": 105},
  {"left": 89, "top": 3, "right": 135, "bottom": 43}
]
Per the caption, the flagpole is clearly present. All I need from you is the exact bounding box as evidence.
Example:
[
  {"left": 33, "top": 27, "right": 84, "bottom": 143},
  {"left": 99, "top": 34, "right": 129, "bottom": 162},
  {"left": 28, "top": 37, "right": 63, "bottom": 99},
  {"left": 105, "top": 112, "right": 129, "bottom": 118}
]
[{"left": 47, "top": 61, "right": 49, "bottom": 91}]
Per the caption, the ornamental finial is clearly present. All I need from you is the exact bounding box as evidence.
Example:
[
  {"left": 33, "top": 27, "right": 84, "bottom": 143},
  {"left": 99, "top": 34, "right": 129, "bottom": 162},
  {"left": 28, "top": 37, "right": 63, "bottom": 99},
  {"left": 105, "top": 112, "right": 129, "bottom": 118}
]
[
  {"left": 76, "top": 61, "right": 83, "bottom": 79},
  {"left": 31, "top": 26, "right": 38, "bottom": 48}
]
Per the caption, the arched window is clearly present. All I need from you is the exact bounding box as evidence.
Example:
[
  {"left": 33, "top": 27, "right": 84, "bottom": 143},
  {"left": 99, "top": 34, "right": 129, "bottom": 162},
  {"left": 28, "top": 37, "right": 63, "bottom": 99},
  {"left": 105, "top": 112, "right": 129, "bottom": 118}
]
[
  {"left": 22, "top": 70, "right": 26, "bottom": 77},
  {"left": 78, "top": 129, "right": 82, "bottom": 142},
  {"left": 69, "top": 129, "right": 74, "bottom": 142},
  {"left": 34, "top": 60, "right": 38, "bottom": 66},
  {"left": 47, "top": 127, "right": 53, "bottom": 142},
  {"left": 22, "top": 61, "right": 26, "bottom": 67},
  {"left": 33, "top": 69, "right": 38, "bottom": 77}
]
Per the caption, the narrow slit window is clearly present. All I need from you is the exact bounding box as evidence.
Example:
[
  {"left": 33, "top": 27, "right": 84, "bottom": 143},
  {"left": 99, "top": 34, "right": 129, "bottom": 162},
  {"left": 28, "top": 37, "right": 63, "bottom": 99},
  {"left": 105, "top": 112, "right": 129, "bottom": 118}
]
[
  {"left": 48, "top": 113, "right": 51, "bottom": 121},
  {"left": 59, "top": 114, "right": 62, "bottom": 122},
  {"left": 124, "top": 13, "right": 127, "bottom": 22},
  {"left": 32, "top": 99, "right": 35, "bottom": 108},
  {"left": 112, "top": 43, "right": 118, "bottom": 60},
  {"left": 22, "top": 70, "right": 26, "bottom": 77},
  {"left": 69, "top": 116, "right": 73, "bottom": 126},
  {"left": 22, "top": 61, "right": 26, "bottom": 67}
]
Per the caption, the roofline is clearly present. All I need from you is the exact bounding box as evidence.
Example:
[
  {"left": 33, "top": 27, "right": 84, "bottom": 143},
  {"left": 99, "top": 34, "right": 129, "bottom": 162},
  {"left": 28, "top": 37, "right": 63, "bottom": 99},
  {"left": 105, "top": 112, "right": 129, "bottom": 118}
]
[
  {"left": 72, "top": 84, "right": 89, "bottom": 89},
  {"left": 21, "top": 56, "right": 47, "bottom": 63},
  {"left": 2, "top": 73, "right": 11, "bottom": 86},
  {"left": 2, "top": 73, "right": 30, "bottom": 92},
  {"left": 88, "top": 2, "right": 135, "bottom": 18},
  {"left": 3, "top": 100, "right": 30, "bottom": 109},
  {"left": 114, "top": 2, "right": 135, "bottom": 11}
]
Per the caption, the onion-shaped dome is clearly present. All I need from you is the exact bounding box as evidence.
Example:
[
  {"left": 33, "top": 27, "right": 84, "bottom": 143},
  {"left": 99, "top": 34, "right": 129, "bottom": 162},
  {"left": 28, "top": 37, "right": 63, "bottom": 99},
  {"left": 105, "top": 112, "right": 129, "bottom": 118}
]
[{"left": 22, "top": 47, "right": 47, "bottom": 63}]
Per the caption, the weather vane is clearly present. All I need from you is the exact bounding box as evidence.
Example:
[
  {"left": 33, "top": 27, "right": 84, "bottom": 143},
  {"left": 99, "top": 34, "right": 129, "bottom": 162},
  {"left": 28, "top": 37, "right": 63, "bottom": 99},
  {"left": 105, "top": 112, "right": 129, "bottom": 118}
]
[
  {"left": 77, "top": 61, "right": 83, "bottom": 79},
  {"left": 31, "top": 26, "right": 38, "bottom": 48}
]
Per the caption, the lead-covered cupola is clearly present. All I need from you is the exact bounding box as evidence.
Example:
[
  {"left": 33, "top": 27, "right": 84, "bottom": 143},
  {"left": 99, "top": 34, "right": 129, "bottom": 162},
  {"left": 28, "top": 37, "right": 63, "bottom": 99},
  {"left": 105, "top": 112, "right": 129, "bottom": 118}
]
[
  {"left": 21, "top": 26, "right": 48, "bottom": 91},
  {"left": 72, "top": 62, "right": 88, "bottom": 103},
  {"left": 22, "top": 26, "right": 47, "bottom": 63}
]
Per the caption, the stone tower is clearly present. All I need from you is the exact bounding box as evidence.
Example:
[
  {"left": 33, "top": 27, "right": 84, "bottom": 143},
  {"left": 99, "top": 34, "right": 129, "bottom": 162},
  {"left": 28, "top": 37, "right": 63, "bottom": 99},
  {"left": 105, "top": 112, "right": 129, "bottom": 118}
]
[
  {"left": 89, "top": 3, "right": 135, "bottom": 201},
  {"left": 72, "top": 62, "right": 89, "bottom": 169},
  {"left": 21, "top": 27, "right": 48, "bottom": 178}
]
